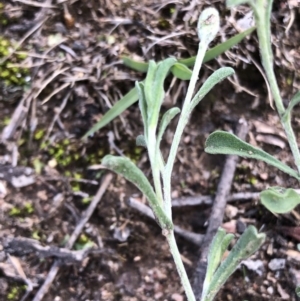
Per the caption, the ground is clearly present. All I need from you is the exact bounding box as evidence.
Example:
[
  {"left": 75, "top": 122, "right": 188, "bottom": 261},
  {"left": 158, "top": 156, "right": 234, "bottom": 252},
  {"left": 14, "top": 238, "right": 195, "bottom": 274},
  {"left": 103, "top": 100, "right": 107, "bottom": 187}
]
[{"left": 0, "top": 0, "right": 300, "bottom": 301}]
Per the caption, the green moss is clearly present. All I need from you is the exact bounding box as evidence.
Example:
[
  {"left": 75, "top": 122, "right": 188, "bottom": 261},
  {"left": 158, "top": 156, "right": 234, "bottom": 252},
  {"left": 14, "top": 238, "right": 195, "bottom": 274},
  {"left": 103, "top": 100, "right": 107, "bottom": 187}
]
[
  {"left": 0, "top": 35, "right": 30, "bottom": 89},
  {"left": 248, "top": 175, "right": 258, "bottom": 185},
  {"left": 82, "top": 196, "right": 92, "bottom": 204},
  {"left": 9, "top": 207, "right": 22, "bottom": 216},
  {"left": 24, "top": 202, "right": 34, "bottom": 214},
  {"left": 9, "top": 202, "right": 34, "bottom": 216},
  {"left": 31, "top": 230, "right": 41, "bottom": 240},
  {"left": 71, "top": 183, "right": 80, "bottom": 192},
  {"left": 32, "top": 158, "right": 44, "bottom": 174},
  {"left": 7, "top": 286, "right": 23, "bottom": 300},
  {"left": 34, "top": 129, "right": 45, "bottom": 140},
  {"left": 75, "top": 234, "right": 94, "bottom": 250}
]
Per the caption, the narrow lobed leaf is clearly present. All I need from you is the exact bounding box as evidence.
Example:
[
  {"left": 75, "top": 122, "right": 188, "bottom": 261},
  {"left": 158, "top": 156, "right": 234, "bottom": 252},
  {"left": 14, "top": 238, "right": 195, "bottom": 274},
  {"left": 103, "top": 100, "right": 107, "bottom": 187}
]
[
  {"left": 82, "top": 87, "right": 139, "bottom": 138},
  {"left": 179, "top": 27, "right": 256, "bottom": 67},
  {"left": 260, "top": 187, "right": 300, "bottom": 214},
  {"left": 121, "top": 56, "right": 149, "bottom": 72},
  {"left": 136, "top": 82, "right": 148, "bottom": 143},
  {"left": 226, "top": 0, "right": 252, "bottom": 7},
  {"left": 205, "top": 131, "right": 299, "bottom": 180},
  {"left": 102, "top": 155, "right": 173, "bottom": 230}
]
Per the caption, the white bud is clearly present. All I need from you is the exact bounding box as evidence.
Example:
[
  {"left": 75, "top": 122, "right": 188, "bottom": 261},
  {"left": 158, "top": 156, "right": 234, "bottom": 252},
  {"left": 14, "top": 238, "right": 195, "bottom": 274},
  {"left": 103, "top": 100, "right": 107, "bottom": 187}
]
[{"left": 197, "top": 7, "right": 220, "bottom": 45}]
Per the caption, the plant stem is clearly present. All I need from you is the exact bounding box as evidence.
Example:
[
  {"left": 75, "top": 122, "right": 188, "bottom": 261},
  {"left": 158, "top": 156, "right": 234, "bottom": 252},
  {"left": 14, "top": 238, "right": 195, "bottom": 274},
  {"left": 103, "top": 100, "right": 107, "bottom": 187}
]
[
  {"left": 165, "top": 230, "right": 196, "bottom": 301},
  {"left": 255, "top": 5, "right": 300, "bottom": 174},
  {"left": 163, "top": 41, "right": 208, "bottom": 218},
  {"left": 148, "top": 127, "right": 164, "bottom": 206}
]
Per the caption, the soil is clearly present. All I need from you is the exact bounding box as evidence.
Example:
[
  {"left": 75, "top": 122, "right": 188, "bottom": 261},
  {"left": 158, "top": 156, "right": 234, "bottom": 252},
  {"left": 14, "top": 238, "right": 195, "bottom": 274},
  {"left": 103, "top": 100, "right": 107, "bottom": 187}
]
[{"left": 0, "top": 1, "right": 300, "bottom": 301}]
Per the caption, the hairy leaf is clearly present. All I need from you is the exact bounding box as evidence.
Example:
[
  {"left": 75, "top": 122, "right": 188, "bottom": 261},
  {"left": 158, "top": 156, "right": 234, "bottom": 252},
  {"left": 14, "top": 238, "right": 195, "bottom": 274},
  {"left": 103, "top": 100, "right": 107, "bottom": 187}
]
[
  {"left": 146, "top": 58, "right": 176, "bottom": 128},
  {"left": 205, "top": 131, "right": 299, "bottom": 179},
  {"left": 260, "top": 187, "right": 300, "bottom": 214},
  {"left": 203, "top": 226, "right": 265, "bottom": 301},
  {"left": 136, "top": 82, "right": 148, "bottom": 142},
  {"left": 202, "top": 228, "right": 234, "bottom": 300},
  {"left": 102, "top": 155, "right": 173, "bottom": 230},
  {"left": 157, "top": 107, "right": 180, "bottom": 155},
  {"left": 189, "top": 67, "right": 234, "bottom": 111}
]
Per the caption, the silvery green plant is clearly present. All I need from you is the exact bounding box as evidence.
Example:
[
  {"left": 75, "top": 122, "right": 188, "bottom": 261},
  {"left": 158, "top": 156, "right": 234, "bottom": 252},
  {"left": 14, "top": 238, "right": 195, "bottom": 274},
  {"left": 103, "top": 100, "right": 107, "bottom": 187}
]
[
  {"left": 205, "top": 0, "right": 300, "bottom": 215},
  {"left": 102, "top": 8, "right": 265, "bottom": 301}
]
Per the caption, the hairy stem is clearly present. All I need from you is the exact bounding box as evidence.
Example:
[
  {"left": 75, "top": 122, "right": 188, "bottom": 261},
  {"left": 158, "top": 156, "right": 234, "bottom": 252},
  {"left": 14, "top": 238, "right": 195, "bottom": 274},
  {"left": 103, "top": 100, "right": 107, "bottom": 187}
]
[
  {"left": 163, "top": 41, "right": 208, "bottom": 218},
  {"left": 254, "top": 3, "right": 300, "bottom": 174},
  {"left": 148, "top": 127, "right": 164, "bottom": 206},
  {"left": 165, "top": 230, "right": 196, "bottom": 301}
]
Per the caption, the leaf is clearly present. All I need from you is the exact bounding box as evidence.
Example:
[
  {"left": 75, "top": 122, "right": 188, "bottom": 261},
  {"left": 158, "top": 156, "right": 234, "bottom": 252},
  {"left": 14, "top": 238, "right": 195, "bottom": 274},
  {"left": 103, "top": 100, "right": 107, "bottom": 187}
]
[
  {"left": 84, "top": 28, "right": 255, "bottom": 137},
  {"left": 205, "top": 131, "right": 299, "bottom": 179},
  {"left": 154, "top": 107, "right": 180, "bottom": 173},
  {"left": 102, "top": 155, "right": 173, "bottom": 230},
  {"left": 203, "top": 228, "right": 234, "bottom": 299},
  {"left": 146, "top": 58, "right": 176, "bottom": 128},
  {"left": 205, "top": 229, "right": 226, "bottom": 284},
  {"left": 260, "top": 187, "right": 300, "bottom": 214},
  {"left": 157, "top": 107, "right": 180, "bottom": 151},
  {"left": 122, "top": 57, "right": 193, "bottom": 80},
  {"left": 121, "top": 56, "right": 148, "bottom": 72},
  {"left": 179, "top": 26, "right": 256, "bottom": 67},
  {"left": 283, "top": 91, "right": 300, "bottom": 121},
  {"left": 136, "top": 82, "right": 148, "bottom": 142},
  {"left": 226, "top": 0, "right": 253, "bottom": 7},
  {"left": 144, "top": 60, "right": 157, "bottom": 109},
  {"left": 189, "top": 67, "right": 234, "bottom": 111},
  {"left": 82, "top": 87, "right": 139, "bottom": 138},
  {"left": 203, "top": 226, "right": 265, "bottom": 301},
  {"left": 171, "top": 62, "right": 192, "bottom": 80}
]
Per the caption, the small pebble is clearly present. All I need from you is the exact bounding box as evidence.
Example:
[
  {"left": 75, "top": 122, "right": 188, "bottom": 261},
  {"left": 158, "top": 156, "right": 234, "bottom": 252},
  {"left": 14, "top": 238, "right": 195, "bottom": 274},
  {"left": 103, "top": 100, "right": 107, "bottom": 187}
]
[
  {"left": 268, "top": 258, "right": 286, "bottom": 271},
  {"left": 267, "top": 286, "right": 274, "bottom": 295}
]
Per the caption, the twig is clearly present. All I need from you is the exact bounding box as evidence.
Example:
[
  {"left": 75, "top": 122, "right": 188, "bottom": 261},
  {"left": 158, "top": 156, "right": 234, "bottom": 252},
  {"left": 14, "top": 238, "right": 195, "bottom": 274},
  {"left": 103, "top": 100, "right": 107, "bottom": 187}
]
[
  {"left": 192, "top": 118, "right": 248, "bottom": 300},
  {"left": 1, "top": 93, "right": 31, "bottom": 142},
  {"left": 31, "top": 173, "right": 113, "bottom": 301},
  {"left": 43, "top": 89, "right": 72, "bottom": 142},
  {"left": 4, "top": 237, "right": 91, "bottom": 263},
  {"left": 14, "top": 0, "right": 57, "bottom": 8},
  {"left": 172, "top": 191, "right": 261, "bottom": 207},
  {"left": 127, "top": 197, "right": 203, "bottom": 246}
]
